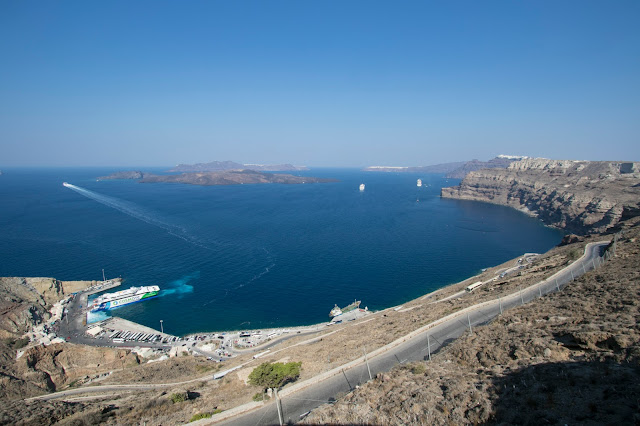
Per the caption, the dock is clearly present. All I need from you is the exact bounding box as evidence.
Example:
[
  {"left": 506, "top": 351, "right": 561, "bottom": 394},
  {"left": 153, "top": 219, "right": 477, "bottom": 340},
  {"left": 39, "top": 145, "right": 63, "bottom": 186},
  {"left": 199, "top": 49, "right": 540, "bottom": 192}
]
[{"left": 83, "top": 279, "right": 122, "bottom": 295}]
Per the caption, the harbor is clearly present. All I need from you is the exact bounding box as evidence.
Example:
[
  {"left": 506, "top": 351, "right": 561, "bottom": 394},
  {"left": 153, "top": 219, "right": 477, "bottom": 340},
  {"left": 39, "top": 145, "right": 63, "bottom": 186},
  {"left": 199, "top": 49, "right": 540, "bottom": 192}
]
[
  {"left": 52, "top": 247, "right": 546, "bottom": 365},
  {"left": 53, "top": 278, "right": 375, "bottom": 362}
]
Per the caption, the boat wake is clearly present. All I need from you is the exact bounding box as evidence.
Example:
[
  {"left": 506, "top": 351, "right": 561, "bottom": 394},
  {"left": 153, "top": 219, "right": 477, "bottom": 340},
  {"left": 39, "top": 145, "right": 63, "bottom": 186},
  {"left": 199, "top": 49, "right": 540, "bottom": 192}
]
[
  {"left": 159, "top": 272, "right": 198, "bottom": 298},
  {"left": 86, "top": 309, "right": 110, "bottom": 324},
  {"left": 63, "top": 182, "right": 211, "bottom": 250}
]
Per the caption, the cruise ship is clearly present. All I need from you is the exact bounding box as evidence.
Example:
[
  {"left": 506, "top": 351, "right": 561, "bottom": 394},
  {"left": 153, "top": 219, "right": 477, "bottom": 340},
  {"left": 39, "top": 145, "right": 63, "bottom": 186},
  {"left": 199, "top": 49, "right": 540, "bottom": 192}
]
[{"left": 90, "top": 285, "right": 160, "bottom": 311}]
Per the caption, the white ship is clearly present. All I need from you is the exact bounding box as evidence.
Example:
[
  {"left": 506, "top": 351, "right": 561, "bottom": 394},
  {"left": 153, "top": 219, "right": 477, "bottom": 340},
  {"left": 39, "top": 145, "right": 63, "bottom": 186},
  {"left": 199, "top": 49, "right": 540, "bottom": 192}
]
[
  {"left": 90, "top": 285, "right": 160, "bottom": 311},
  {"left": 417, "top": 179, "right": 422, "bottom": 187},
  {"left": 329, "top": 300, "right": 361, "bottom": 318},
  {"left": 359, "top": 183, "right": 365, "bottom": 191}
]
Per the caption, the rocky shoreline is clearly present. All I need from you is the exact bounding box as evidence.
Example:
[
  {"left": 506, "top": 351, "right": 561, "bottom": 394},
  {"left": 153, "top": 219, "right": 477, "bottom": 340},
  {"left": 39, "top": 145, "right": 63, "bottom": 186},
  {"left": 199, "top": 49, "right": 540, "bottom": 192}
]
[{"left": 442, "top": 159, "right": 640, "bottom": 235}]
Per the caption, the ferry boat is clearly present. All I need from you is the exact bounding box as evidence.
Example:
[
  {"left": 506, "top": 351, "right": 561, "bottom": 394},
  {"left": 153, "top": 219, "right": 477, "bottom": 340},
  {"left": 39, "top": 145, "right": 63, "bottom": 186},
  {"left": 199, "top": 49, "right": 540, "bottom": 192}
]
[
  {"left": 90, "top": 285, "right": 160, "bottom": 311},
  {"left": 417, "top": 179, "right": 422, "bottom": 187},
  {"left": 329, "top": 300, "right": 361, "bottom": 317},
  {"left": 359, "top": 183, "right": 365, "bottom": 191}
]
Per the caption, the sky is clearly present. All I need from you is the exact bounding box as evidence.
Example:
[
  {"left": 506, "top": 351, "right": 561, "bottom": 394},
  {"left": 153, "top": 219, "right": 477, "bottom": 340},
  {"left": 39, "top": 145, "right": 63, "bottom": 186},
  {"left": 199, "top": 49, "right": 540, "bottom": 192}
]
[{"left": 1, "top": 1, "right": 639, "bottom": 167}]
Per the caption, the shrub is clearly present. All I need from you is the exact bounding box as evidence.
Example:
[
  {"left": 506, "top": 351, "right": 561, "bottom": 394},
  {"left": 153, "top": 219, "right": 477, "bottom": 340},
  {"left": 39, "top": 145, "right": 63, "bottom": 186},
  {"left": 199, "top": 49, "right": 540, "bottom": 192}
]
[
  {"left": 12, "top": 337, "right": 30, "bottom": 349},
  {"left": 248, "top": 361, "right": 302, "bottom": 390},
  {"left": 189, "top": 412, "right": 212, "bottom": 422},
  {"left": 170, "top": 392, "right": 188, "bottom": 403},
  {"left": 410, "top": 363, "right": 427, "bottom": 375},
  {"left": 253, "top": 392, "right": 270, "bottom": 402}
]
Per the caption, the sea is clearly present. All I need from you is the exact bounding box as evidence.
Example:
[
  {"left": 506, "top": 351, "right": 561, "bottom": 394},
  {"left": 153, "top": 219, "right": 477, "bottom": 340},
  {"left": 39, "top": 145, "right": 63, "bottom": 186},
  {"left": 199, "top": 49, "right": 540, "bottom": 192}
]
[{"left": 0, "top": 168, "right": 564, "bottom": 335}]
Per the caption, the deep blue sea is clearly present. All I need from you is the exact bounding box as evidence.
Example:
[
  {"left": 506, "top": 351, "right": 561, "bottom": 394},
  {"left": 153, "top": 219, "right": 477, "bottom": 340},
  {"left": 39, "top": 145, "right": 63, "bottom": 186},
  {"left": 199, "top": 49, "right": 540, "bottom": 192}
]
[{"left": 0, "top": 168, "right": 563, "bottom": 335}]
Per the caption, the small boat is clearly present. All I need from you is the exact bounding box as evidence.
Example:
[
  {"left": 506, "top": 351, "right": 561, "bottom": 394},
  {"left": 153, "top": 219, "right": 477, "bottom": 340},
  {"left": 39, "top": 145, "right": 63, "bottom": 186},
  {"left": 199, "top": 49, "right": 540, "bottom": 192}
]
[
  {"left": 359, "top": 183, "right": 365, "bottom": 191},
  {"left": 329, "top": 300, "right": 361, "bottom": 317},
  {"left": 329, "top": 304, "right": 342, "bottom": 317},
  {"left": 417, "top": 179, "right": 422, "bottom": 187}
]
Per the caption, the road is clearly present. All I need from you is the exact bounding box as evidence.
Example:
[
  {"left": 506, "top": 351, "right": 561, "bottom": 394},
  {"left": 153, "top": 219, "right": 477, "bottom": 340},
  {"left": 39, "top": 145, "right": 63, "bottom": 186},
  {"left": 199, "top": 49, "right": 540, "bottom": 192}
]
[
  {"left": 212, "top": 241, "right": 607, "bottom": 425},
  {"left": 33, "top": 242, "right": 607, "bottom": 421}
]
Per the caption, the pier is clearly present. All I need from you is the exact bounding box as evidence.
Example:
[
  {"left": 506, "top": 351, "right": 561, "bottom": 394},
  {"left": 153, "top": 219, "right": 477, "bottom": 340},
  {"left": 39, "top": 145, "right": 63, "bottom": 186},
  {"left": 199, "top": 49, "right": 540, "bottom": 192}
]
[{"left": 83, "top": 279, "right": 122, "bottom": 295}]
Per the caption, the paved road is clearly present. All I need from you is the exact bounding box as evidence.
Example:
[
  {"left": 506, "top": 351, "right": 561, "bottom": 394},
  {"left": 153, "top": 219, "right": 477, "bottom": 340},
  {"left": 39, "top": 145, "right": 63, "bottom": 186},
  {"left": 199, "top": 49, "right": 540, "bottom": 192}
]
[{"left": 213, "top": 241, "right": 608, "bottom": 425}]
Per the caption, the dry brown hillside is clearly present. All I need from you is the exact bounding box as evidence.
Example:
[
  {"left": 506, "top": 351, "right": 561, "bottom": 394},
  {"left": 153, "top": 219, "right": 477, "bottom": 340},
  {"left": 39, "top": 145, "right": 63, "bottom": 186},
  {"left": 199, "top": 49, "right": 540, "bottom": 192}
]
[{"left": 303, "top": 219, "right": 640, "bottom": 425}]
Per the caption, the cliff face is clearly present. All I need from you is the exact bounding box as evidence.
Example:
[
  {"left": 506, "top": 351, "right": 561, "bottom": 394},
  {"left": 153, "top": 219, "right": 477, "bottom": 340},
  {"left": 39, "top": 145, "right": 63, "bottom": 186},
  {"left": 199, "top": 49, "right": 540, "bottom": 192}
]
[
  {"left": 0, "top": 277, "right": 94, "bottom": 339},
  {"left": 0, "top": 278, "right": 63, "bottom": 339},
  {"left": 441, "top": 159, "right": 640, "bottom": 235}
]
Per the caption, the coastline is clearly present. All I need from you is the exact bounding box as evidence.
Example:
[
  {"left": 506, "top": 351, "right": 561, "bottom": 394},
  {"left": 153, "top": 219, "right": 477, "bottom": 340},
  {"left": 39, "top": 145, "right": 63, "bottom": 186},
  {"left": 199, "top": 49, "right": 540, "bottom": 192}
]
[
  {"left": 85, "top": 250, "right": 533, "bottom": 346},
  {"left": 24, "top": 233, "right": 614, "bottom": 424}
]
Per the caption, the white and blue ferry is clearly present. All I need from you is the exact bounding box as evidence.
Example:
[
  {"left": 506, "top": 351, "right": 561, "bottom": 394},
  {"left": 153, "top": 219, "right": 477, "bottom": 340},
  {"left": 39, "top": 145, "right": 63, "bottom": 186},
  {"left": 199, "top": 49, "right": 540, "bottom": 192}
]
[{"left": 90, "top": 285, "right": 160, "bottom": 311}]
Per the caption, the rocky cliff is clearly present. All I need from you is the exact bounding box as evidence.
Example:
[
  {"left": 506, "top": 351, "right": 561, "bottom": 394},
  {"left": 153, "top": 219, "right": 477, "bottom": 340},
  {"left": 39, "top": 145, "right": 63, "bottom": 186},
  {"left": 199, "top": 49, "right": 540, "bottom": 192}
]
[
  {"left": 0, "top": 278, "right": 95, "bottom": 339},
  {"left": 0, "top": 278, "right": 64, "bottom": 339},
  {"left": 0, "top": 277, "right": 124, "bottom": 400},
  {"left": 441, "top": 159, "right": 640, "bottom": 235}
]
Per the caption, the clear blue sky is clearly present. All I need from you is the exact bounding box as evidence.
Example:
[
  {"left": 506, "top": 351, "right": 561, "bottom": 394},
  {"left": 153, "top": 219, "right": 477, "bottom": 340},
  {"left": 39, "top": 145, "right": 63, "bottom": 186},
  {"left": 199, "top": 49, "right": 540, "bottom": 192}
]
[{"left": 1, "top": 1, "right": 639, "bottom": 167}]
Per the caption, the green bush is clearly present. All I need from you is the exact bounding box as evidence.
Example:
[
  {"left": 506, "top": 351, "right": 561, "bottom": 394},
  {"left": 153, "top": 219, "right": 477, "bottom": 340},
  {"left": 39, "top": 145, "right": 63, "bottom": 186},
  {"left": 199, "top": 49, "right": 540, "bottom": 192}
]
[
  {"left": 248, "top": 361, "right": 302, "bottom": 390},
  {"left": 252, "top": 392, "right": 270, "bottom": 402},
  {"left": 170, "top": 392, "right": 188, "bottom": 403},
  {"left": 2, "top": 337, "right": 30, "bottom": 350},
  {"left": 410, "top": 363, "right": 427, "bottom": 375},
  {"left": 12, "top": 337, "right": 30, "bottom": 349},
  {"left": 189, "top": 412, "right": 212, "bottom": 422}
]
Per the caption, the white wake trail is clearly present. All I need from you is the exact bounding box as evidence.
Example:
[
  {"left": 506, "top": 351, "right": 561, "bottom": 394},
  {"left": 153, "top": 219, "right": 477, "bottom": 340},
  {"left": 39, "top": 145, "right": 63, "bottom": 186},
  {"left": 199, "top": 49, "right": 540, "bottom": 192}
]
[{"left": 63, "top": 182, "right": 210, "bottom": 250}]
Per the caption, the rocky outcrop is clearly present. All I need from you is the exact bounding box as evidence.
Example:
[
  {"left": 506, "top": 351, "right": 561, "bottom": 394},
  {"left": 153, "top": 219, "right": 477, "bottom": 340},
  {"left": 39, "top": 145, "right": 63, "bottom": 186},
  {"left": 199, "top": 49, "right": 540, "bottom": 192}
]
[
  {"left": 441, "top": 159, "right": 640, "bottom": 234},
  {"left": 16, "top": 344, "right": 138, "bottom": 394},
  {"left": 0, "top": 277, "right": 93, "bottom": 339},
  {"left": 0, "top": 277, "right": 118, "bottom": 400},
  {"left": 139, "top": 170, "right": 336, "bottom": 186},
  {"left": 97, "top": 171, "right": 146, "bottom": 180},
  {"left": 0, "top": 278, "right": 62, "bottom": 339},
  {"left": 0, "top": 342, "right": 139, "bottom": 400}
]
